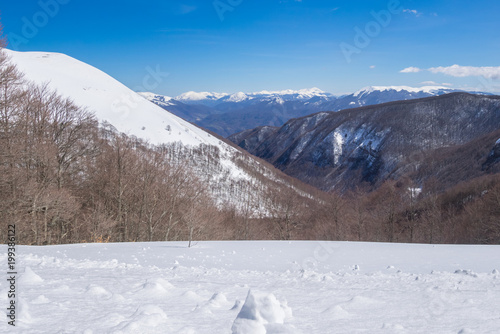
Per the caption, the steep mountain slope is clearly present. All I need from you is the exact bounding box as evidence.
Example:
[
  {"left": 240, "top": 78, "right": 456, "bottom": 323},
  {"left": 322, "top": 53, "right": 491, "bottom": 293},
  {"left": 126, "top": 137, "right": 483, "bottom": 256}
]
[
  {"left": 6, "top": 50, "right": 218, "bottom": 147},
  {"left": 229, "top": 93, "right": 500, "bottom": 191},
  {"left": 145, "top": 86, "right": 479, "bottom": 137},
  {"left": 5, "top": 49, "right": 317, "bottom": 212}
]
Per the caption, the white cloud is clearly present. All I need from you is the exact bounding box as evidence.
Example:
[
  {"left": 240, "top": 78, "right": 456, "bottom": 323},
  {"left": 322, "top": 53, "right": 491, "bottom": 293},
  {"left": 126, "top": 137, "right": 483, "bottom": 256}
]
[
  {"left": 369, "top": 65, "right": 376, "bottom": 69},
  {"left": 403, "top": 9, "right": 422, "bottom": 17},
  {"left": 420, "top": 81, "right": 454, "bottom": 87},
  {"left": 420, "top": 81, "right": 439, "bottom": 86},
  {"left": 428, "top": 65, "right": 500, "bottom": 79},
  {"left": 401, "top": 65, "right": 500, "bottom": 80},
  {"left": 400, "top": 66, "right": 422, "bottom": 73}
]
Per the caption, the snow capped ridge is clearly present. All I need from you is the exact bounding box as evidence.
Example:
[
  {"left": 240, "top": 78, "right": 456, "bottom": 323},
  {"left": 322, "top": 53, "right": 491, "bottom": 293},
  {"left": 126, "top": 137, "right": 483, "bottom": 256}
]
[
  {"left": 226, "top": 92, "right": 251, "bottom": 102},
  {"left": 175, "top": 91, "right": 228, "bottom": 101},
  {"left": 269, "top": 96, "right": 285, "bottom": 105},
  {"left": 252, "top": 87, "right": 327, "bottom": 97},
  {"left": 174, "top": 87, "right": 331, "bottom": 103},
  {"left": 353, "top": 85, "right": 454, "bottom": 97},
  {"left": 138, "top": 92, "right": 173, "bottom": 102}
]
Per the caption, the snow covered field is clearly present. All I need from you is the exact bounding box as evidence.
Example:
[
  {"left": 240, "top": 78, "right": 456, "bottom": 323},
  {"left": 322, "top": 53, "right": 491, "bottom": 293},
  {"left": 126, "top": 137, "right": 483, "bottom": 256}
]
[{"left": 2, "top": 241, "right": 500, "bottom": 333}]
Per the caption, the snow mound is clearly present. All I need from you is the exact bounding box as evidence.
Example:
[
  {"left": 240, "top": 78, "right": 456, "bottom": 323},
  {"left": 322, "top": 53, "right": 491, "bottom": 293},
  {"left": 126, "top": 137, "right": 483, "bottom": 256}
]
[
  {"left": 231, "top": 290, "right": 294, "bottom": 334},
  {"left": 454, "top": 269, "right": 478, "bottom": 278},
  {"left": 18, "top": 297, "right": 33, "bottom": 325},
  {"left": 18, "top": 267, "right": 44, "bottom": 285},
  {"left": 86, "top": 284, "right": 112, "bottom": 298},
  {"left": 114, "top": 305, "right": 168, "bottom": 333},
  {"left": 182, "top": 290, "right": 204, "bottom": 301},
  {"left": 136, "top": 279, "right": 171, "bottom": 298},
  {"left": 322, "top": 305, "right": 350, "bottom": 319},
  {"left": 208, "top": 292, "right": 230, "bottom": 307}
]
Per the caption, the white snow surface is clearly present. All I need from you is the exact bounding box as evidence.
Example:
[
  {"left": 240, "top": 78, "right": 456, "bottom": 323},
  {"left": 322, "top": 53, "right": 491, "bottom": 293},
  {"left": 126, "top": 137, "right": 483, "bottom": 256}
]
[
  {"left": 4, "top": 49, "right": 225, "bottom": 148},
  {"left": 2, "top": 241, "right": 500, "bottom": 333}
]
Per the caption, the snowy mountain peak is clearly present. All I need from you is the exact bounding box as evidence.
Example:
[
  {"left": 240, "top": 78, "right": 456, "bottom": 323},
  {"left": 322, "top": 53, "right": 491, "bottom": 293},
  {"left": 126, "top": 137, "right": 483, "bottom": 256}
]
[
  {"left": 226, "top": 92, "right": 251, "bottom": 102},
  {"left": 172, "top": 87, "right": 330, "bottom": 104},
  {"left": 175, "top": 91, "right": 228, "bottom": 102},
  {"left": 253, "top": 87, "right": 326, "bottom": 96},
  {"left": 269, "top": 96, "right": 285, "bottom": 105},
  {"left": 353, "top": 85, "right": 453, "bottom": 97}
]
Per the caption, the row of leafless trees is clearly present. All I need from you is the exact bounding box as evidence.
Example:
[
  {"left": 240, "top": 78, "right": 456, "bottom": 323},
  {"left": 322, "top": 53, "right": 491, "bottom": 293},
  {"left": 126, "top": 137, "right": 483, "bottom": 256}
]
[
  {"left": 307, "top": 175, "right": 500, "bottom": 244},
  {"left": 0, "top": 39, "right": 226, "bottom": 245}
]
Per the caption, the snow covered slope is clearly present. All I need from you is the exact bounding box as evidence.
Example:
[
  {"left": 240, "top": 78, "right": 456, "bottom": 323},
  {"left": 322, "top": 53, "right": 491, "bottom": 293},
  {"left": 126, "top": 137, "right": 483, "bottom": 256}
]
[
  {"left": 5, "top": 49, "right": 315, "bottom": 211},
  {"left": 5, "top": 49, "right": 222, "bottom": 148},
  {"left": 4, "top": 241, "right": 500, "bottom": 333}
]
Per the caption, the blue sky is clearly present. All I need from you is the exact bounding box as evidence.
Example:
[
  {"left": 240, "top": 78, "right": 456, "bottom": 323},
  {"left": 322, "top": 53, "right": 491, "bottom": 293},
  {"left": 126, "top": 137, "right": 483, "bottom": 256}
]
[{"left": 1, "top": 0, "right": 500, "bottom": 96}]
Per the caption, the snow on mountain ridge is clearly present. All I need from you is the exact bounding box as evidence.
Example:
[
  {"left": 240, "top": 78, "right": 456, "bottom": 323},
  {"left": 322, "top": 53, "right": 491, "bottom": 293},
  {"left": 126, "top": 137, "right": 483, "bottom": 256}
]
[
  {"left": 175, "top": 91, "right": 229, "bottom": 101},
  {"left": 174, "top": 87, "right": 330, "bottom": 103},
  {"left": 226, "top": 92, "right": 251, "bottom": 102},
  {"left": 250, "top": 87, "right": 328, "bottom": 98},
  {"left": 353, "top": 85, "right": 453, "bottom": 97}
]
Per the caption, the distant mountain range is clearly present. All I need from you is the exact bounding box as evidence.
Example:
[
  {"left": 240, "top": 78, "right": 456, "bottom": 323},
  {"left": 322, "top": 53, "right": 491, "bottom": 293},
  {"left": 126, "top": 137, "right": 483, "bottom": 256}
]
[
  {"left": 229, "top": 93, "right": 500, "bottom": 192},
  {"left": 141, "top": 86, "right": 491, "bottom": 137}
]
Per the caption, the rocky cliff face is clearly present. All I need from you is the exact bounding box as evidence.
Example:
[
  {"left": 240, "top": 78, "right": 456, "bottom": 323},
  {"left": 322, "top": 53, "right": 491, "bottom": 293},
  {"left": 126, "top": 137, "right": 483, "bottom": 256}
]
[
  {"left": 483, "top": 138, "right": 500, "bottom": 171},
  {"left": 229, "top": 93, "right": 500, "bottom": 191}
]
